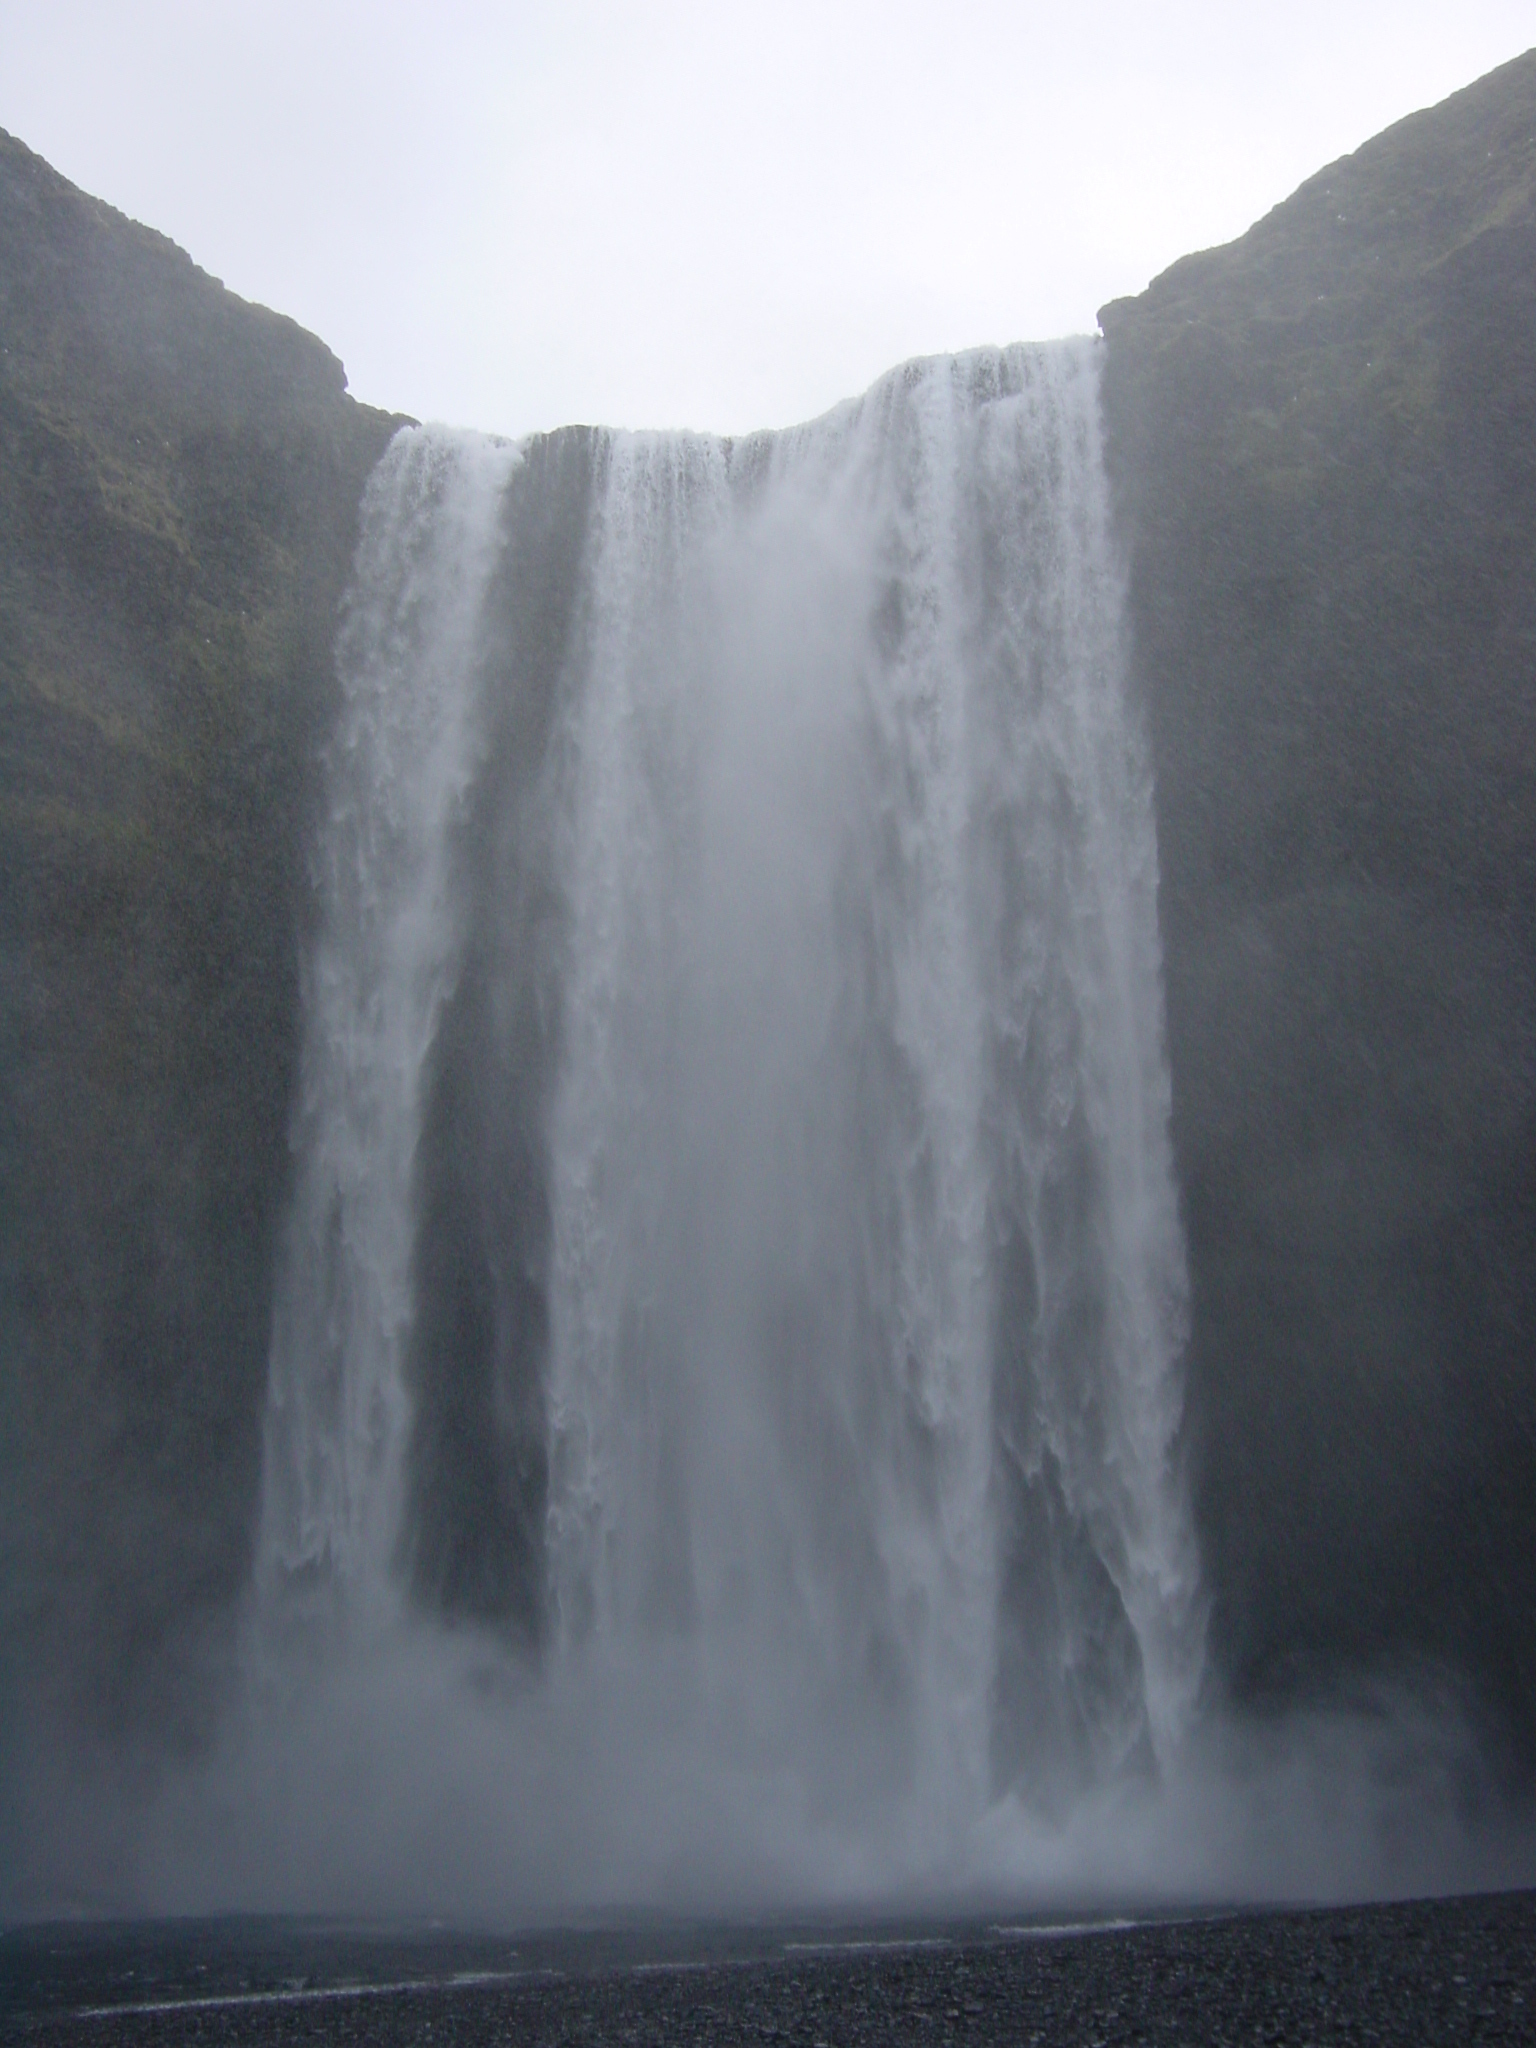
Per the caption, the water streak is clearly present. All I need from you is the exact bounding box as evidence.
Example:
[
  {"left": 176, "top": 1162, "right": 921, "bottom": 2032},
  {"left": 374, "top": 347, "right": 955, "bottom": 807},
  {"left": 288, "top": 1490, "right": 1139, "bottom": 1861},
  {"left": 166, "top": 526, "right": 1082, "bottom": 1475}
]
[{"left": 260, "top": 427, "right": 520, "bottom": 1612}]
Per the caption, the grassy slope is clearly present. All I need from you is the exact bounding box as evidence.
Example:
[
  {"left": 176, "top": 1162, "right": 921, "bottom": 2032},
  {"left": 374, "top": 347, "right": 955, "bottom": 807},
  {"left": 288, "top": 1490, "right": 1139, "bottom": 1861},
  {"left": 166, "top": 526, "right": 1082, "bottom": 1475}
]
[
  {"left": 0, "top": 130, "right": 402, "bottom": 1769},
  {"left": 1101, "top": 52, "right": 1536, "bottom": 1757}
]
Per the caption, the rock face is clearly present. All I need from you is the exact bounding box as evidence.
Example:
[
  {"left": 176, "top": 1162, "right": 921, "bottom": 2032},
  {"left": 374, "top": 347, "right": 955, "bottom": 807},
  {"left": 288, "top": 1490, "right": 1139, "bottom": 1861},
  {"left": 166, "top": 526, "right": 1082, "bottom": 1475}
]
[
  {"left": 0, "top": 131, "right": 401, "bottom": 1774},
  {"left": 1100, "top": 49, "right": 1536, "bottom": 1759}
]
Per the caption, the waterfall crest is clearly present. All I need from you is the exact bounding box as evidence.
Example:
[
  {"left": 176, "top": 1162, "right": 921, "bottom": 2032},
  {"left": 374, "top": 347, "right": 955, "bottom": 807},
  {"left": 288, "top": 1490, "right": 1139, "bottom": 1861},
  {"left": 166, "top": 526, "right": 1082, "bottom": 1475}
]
[{"left": 257, "top": 339, "right": 1202, "bottom": 1873}]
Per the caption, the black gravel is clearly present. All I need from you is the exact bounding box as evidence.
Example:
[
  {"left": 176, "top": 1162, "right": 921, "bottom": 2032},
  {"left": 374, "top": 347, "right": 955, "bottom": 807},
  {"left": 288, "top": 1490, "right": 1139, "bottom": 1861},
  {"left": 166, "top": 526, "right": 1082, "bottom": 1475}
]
[{"left": 5, "top": 1890, "right": 1533, "bottom": 2045}]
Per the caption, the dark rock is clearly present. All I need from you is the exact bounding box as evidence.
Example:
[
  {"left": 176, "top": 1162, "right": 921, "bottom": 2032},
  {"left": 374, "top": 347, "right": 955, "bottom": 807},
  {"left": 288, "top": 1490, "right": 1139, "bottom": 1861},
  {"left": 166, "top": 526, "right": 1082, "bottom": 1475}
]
[
  {"left": 5, "top": 1892, "right": 1535, "bottom": 2046},
  {"left": 1099, "top": 49, "right": 1536, "bottom": 1764},
  {"left": 0, "top": 129, "right": 404, "bottom": 1791}
]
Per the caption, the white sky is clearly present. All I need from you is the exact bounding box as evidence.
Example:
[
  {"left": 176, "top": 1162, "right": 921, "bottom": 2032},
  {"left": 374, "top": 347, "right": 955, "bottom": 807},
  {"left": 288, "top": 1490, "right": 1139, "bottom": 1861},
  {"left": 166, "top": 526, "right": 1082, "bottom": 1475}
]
[{"left": 1, "top": 3, "right": 1531, "bottom": 436}]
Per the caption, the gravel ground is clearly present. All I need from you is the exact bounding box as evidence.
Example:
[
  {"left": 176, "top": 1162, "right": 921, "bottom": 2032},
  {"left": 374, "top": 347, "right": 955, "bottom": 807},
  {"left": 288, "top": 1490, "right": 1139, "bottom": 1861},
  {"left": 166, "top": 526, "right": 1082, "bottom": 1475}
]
[{"left": 5, "top": 1890, "right": 1533, "bottom": 2044}]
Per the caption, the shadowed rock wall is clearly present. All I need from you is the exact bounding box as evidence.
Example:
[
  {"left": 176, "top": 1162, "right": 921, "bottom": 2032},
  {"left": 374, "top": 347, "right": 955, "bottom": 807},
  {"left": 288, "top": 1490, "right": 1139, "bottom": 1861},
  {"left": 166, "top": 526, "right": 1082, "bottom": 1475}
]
[
  {"left": 0, "top": 131, "right": 402, "bottom": 1786},
  {"left": 1100, "top": 49, "right": 1536, "bottom": 1762}
]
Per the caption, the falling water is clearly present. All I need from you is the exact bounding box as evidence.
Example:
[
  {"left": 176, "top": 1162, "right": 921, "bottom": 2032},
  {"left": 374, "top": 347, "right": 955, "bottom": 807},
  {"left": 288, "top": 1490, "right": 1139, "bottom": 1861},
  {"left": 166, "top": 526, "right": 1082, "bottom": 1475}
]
[
  {"left": 257, "top": 339, "right": 1202, "bottom": 1894},
  {"left": 260, "top": 428, "right": 521, "bottom": 1611}
]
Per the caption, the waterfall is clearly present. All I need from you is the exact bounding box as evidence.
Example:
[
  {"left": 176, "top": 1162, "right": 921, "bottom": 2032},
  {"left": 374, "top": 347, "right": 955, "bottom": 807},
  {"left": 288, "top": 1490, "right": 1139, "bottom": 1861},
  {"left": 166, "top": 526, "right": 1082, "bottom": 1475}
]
[
  {"left": 257, "top": 338, "right": 1202, "bottom": 1880},
  {"left": 260, "top": 428, "right": 521, "bottom": 1612}
]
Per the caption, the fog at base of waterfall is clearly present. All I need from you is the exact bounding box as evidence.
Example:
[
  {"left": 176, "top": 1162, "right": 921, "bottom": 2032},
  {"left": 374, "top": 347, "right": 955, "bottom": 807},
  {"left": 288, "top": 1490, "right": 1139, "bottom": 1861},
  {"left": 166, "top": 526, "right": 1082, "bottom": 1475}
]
[
  {"left": 73, "top": 340, "right": 1519, "bottom": 1923},
  {"left": 81, "top": 1617, "right": 1507, "bottom": 1923}
]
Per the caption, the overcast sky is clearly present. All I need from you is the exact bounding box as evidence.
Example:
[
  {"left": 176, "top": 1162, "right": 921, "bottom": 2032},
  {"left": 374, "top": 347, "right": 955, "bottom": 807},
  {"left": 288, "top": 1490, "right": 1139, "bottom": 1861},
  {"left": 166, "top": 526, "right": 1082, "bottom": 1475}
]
[{"left": 1, "top": 3, "right": 1530, "bottom": 436}]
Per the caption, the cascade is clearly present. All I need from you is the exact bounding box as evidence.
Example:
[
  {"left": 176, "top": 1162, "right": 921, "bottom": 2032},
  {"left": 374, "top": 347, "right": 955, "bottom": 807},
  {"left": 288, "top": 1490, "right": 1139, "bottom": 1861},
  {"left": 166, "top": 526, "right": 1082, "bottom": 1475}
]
[
  {"left": 260, "top": 427, "right": 521, "bottom": 1611},
  {"left": 258, "top": 338, "right": 1202, "bottom": 1878}
]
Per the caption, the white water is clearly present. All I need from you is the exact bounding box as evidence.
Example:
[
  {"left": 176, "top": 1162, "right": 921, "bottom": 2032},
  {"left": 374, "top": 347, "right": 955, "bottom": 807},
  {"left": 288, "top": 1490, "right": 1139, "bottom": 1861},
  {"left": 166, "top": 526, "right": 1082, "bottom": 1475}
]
[
  {"left": 252, "top": 339, "right": 1205, "bottom": 1903},
  {"left": 261, "top": 428, "right": 521, "bottom": 1614}
]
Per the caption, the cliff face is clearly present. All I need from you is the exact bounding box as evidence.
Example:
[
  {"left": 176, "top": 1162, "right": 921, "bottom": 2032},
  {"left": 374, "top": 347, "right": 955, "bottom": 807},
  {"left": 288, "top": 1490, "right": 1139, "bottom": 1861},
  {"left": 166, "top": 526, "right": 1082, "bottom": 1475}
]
[
  {"left": 4, "top": 46, "right": 1536, "bottom": 1823},
  {"left": 1101, "top": 50, "right": 1536, "bottom": 1756},
  {"left": 0, "top": 131, "right": 402, "bottom": 1765}
]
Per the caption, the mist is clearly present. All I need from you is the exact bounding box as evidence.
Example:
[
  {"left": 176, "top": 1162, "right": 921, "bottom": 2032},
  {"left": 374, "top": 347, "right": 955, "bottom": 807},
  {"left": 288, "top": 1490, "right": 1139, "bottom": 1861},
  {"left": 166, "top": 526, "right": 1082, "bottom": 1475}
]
[{"left": 21, "top": 1605, "right": 1530, "bottom": 1921}]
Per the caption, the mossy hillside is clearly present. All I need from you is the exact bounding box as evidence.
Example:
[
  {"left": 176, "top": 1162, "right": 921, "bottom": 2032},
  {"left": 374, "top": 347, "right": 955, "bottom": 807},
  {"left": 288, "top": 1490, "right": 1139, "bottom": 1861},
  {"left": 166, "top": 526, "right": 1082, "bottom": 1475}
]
[
  {"left": 1100, "top": 51, "right": 1536, "bottom": 1757},
  {"left": 0, "top": 127, "right": 404, "bottom": 1759}
]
